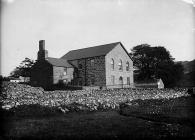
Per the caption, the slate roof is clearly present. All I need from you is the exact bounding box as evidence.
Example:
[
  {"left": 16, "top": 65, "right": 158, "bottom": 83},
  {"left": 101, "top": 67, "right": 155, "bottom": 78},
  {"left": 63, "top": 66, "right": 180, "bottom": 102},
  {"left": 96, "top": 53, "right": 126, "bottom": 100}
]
[
  {"left": 46, "top": 57, "right": 73, "bottom": 67},
  {"left": 61, "top": 42, "right": 121, "bottom": 60}
]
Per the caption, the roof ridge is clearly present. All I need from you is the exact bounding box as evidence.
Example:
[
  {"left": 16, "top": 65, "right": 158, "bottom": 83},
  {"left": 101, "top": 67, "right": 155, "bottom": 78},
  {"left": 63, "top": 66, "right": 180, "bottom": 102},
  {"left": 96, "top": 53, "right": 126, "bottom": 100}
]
[
  {"left": 68, "top": 42, "right": 121, "bottom": 52},
  {"left": 47, "top": 57, "right": 67, "bottom": 60},
  {"left": 61, "top": 41, "right": 122, "bottom": 60}
]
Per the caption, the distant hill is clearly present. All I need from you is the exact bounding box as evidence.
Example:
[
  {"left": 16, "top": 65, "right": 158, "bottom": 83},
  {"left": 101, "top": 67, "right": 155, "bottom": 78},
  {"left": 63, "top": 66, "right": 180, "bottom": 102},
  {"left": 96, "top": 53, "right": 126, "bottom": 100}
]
[
  {"left": 177, "top": 60, "right": 195, "bottom": 87},
  {"left": 179, "top": 60, "right": 195, "bottom": 74}
]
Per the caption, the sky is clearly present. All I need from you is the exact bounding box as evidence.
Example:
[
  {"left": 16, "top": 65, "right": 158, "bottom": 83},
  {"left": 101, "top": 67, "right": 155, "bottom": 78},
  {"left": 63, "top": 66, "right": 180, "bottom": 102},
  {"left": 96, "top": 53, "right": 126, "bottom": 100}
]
[{"left": 1, "top": 0, "right": 195, "bottom": 76}]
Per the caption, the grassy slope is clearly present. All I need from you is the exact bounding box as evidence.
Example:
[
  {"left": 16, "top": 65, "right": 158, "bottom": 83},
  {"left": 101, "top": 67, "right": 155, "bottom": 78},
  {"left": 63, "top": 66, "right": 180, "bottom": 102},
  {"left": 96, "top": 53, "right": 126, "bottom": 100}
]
[
  {"left": 1, "top": 96, "right": 195, "bottom": 140},
  {"left": 120, "top": 96, "right": 195, "bottom": 126}
]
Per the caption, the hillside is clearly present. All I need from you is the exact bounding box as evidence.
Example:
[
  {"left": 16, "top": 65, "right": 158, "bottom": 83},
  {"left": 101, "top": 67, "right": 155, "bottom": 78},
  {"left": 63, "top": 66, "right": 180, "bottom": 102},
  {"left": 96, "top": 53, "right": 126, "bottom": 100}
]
[
  {"left": 177, "top": 60, "right": 195, "bottom": 87},
  {"left": 181, "top": 60, "right": 195, "bottom": 74}
]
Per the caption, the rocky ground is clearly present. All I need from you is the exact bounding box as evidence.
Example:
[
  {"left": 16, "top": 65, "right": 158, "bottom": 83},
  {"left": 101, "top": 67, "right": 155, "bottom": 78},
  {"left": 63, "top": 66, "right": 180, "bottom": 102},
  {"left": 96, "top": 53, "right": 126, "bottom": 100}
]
[
  {"left": 1, "top": 82, "right": 190, "bottom": 112},
  {"left": 0, "top": 82, "right": 194, "bottom": 140}
]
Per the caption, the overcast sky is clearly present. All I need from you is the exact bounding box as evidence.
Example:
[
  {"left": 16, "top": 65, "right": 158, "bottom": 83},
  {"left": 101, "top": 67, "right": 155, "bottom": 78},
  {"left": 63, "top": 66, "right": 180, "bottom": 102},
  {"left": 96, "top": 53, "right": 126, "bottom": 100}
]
[{"left": 1, "top": 0, "right": 195, "bottom": 76}]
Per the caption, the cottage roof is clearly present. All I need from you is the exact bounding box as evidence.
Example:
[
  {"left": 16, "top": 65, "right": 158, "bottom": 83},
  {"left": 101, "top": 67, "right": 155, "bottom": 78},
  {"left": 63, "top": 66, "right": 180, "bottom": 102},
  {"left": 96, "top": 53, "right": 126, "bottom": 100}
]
[
  {"left": 46, "top": 57, "right": 73, "bottom": 67},
  {"left": 61, "top": 42, "right": 121, "bottom": 60}
]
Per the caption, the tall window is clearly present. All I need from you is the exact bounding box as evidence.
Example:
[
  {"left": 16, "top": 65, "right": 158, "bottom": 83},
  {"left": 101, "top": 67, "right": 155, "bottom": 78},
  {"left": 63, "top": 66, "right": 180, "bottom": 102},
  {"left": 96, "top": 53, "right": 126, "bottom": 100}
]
[
  {"left": 90, "top": 59, "right": 94, "bottom": 66},
  {"left": 127, "top": 77, "right": 130, "bottom": 85},
  {"left": 126, "top": 62, "right": 129, "bottom": 71},
  {"left": 63, "top": 68, "right": 67, "bottom": 75},
  {"left": 111, "top": 75, "right": 115, "bottom": 85},
  {"left": 111, "top": 59, "right": 114, "bottom": 70},
  {"left": 118, "top": 59, "right": 122, "bottom": 70}
]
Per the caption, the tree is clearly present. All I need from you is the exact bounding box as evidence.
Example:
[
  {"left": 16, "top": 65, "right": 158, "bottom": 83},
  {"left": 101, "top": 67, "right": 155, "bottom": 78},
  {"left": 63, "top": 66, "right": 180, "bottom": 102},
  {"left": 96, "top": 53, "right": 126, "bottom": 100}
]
[
  {"left": 10, "top": 58, "right": 35, "bottom": 78},
  {"left": 130, "top": 44, "right": 184, "bottom": 87}
]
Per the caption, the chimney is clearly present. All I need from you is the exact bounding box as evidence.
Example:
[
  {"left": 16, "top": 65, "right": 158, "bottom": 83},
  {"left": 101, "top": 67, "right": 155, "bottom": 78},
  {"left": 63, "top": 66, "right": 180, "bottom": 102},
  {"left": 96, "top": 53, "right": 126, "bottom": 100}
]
[
  {"left": 39, "top": 40, "right": 45, "bottom": 50},
  {"left": 37, "top": 40, "right": 48, "bottom": 60}
]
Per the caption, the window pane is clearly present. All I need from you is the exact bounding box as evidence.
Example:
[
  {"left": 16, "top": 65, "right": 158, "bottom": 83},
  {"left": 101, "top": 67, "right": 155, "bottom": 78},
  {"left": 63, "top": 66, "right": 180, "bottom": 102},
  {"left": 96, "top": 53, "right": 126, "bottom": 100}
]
[
  {"left": 111, "top": 59, "right": 114, "bottom": 70},
  {"left": 127, "top": 77, "right": 130, "bottom": 85},
  {"left": 119, "top": 60, "right": 122, "bottom": 70},
  {"left": 91, "top": 59, "right": 94, "bottom": 66},
  {"left": 64, "top": 68, "right": 67, "bottom": 75},
  {"left": 126, "top": 62, "right": 129, "bottom": 71}
]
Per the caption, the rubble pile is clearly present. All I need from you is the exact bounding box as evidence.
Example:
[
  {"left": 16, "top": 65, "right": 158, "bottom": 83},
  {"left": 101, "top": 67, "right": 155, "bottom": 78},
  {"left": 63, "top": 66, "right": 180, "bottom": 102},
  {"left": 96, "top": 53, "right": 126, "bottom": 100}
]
[{"left": 1, "top": 82, "right": 189, "bottom": 111}]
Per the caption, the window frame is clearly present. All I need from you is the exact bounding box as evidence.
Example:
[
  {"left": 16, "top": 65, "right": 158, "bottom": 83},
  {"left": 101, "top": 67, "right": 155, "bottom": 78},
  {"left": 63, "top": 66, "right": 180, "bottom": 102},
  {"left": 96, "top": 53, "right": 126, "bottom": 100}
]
[
  {"left": 127, "top": 77, "right": 130, "bottom": 85},
  {"left": 90, "top": 59, "right": 95, "bottom": 66},
  {"left": 63, "top": 67, "right": 67, "bottom": 75},
  {"left": 126, "top": 61, "right": 130, "bottom": 71},
  {"left": 111, "top": 58, "right": 114, "bottom": 70},
  {"left": 118, "top": 59, "right": 123, "bottom": 70}
]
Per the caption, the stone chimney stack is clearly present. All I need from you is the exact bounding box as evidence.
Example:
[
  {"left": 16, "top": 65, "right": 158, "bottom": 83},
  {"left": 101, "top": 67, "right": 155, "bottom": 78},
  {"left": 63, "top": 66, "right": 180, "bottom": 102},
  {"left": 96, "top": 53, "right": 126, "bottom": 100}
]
[{"left": 37, "top": 40, "right": 48, "bottom": 60}]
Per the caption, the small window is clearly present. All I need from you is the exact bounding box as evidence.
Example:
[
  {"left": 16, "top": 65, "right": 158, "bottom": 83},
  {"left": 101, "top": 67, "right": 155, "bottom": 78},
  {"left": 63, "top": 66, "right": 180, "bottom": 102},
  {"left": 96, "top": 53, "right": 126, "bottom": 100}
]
[
  {"left": 127, "top": 77, "right": 130, "bottom": 85},
  {"left": 90, "top": 59, "right": 94, "bottom": 66},
  {"left": 111, "top": 75, "right": 115, "bottom": 85},
  {"left": 111, "top": 59, "right": 114, "bottom": 70},
  {"left": 63, "top": 68, "right": 67, "bottom": 75},
  {"left": 126, "top": 62, "right": 129, "bottom": 71},
  {"left": 118, "top": 59, "right": 122, "bottom": 70}
]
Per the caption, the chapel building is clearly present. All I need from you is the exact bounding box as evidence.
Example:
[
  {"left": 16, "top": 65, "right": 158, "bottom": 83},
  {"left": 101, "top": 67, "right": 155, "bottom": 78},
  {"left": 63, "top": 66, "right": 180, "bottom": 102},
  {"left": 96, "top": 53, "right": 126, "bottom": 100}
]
[{"left": 31, "top": 40, "right": 134, "bottom": 89}]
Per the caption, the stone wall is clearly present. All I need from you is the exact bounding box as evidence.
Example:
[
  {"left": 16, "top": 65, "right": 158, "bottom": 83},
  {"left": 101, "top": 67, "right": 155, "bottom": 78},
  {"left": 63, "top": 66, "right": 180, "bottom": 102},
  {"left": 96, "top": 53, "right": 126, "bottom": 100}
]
[
  {"left": 105, "top": 43, "right": 134, "bottom": 88},
  {"left": 73, "top": 56, "right": 106, "bottom": 87},
  {"left": 53, "top": 66, "right": 74, "bottom": 84}
]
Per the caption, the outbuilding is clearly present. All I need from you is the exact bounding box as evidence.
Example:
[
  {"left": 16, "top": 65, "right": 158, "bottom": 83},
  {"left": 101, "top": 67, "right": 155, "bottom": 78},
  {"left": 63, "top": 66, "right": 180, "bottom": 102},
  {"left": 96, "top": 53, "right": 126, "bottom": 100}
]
[{"left": 135, "top": 78, "right": 164, "bottom": 89}]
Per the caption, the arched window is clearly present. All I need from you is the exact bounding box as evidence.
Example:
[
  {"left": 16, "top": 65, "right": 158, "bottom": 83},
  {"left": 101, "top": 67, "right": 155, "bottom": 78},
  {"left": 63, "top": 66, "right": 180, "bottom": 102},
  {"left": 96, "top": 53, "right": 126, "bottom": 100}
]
[
  {"left": 118, "top": 59, "right": 122, "bottom": 70},
  {"left": 111, "top": 59, "right": 114, "bottom": 70},
  {"left": 126, "top": 62, "right": 129, "bottom": 71}
]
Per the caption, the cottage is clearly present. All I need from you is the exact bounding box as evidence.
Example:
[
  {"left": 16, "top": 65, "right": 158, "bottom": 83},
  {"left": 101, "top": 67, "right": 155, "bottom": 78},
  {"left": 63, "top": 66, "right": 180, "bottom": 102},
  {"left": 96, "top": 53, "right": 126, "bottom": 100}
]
[{"left": 31, "top": 40, "right": 134, "bottom": 89}]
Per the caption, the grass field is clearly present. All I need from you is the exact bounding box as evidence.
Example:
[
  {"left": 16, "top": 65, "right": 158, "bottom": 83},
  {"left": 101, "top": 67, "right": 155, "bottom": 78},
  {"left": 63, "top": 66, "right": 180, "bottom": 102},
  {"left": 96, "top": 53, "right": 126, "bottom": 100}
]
[{"left": 1, "top": 96, "right": 195, "bottom": 140}]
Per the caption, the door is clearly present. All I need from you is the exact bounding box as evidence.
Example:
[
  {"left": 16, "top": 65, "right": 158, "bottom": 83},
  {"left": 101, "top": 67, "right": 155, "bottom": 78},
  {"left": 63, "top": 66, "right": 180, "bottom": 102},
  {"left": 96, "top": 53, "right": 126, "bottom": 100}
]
[{"left": 119, "top": 76, "right": 123, "bottom": 88}]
